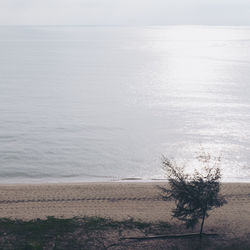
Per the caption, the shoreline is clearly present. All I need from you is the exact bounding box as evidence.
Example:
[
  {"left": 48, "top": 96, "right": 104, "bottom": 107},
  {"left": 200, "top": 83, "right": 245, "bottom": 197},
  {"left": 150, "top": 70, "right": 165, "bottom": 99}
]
[{"left": 0, "top": 178, "right": 249, "bottom": 185}]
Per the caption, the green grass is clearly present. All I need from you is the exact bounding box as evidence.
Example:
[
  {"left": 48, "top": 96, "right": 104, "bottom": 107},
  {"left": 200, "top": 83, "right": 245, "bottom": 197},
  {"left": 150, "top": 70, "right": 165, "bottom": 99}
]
[
  {"left": 0, "top": 217, "right": 249, "bottom": 250},
  {"left": 0, "top": 217, "right": 77, "bottom": 250},
  {"left": 0, "top": 216, "right": 159, "bottom": 250}
]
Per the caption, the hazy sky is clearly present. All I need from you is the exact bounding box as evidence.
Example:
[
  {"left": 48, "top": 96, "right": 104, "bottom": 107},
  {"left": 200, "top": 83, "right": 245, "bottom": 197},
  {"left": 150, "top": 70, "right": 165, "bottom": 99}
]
[{"left": 0, "top": 0, "right": 250, "bottom": 25}]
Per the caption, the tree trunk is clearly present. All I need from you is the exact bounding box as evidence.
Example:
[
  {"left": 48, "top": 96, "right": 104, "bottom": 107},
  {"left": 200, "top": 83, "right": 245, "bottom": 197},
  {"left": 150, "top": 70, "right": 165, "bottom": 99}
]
[{"left": 199, "top": 212, "right": 206, "bottom": 237}]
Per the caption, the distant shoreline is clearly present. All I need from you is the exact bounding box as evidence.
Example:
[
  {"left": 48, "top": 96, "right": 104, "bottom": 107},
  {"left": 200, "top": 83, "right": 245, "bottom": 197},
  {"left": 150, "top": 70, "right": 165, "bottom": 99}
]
[{"left": 0, "top": 178, "right": 249, "bottom": 185}]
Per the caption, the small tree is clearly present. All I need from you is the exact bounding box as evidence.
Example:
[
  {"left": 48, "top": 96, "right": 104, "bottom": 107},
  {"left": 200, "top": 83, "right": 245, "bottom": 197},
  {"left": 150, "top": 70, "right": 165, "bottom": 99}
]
[{"left": 159, "top": 151, "right": 227, "bottom": 236}]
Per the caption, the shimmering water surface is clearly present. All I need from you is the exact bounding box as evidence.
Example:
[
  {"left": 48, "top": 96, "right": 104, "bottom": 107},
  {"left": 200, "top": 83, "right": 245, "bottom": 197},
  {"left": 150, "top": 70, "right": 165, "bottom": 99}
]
[{"left": 0, "top": 26, "right": 250, "bottom": 183}]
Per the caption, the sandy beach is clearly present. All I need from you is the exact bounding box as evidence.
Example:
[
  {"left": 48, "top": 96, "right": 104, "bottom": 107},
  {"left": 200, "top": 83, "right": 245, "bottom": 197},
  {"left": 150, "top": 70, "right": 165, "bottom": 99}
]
[{"left": 0, "top": 182, "right": 250, "bottom": 238}]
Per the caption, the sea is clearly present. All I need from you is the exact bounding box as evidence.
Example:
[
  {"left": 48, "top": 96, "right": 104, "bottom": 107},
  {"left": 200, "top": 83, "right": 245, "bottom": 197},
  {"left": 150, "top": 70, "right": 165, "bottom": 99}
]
[{"left": 0, "top": 26, "right": 250, "bottom": 183}]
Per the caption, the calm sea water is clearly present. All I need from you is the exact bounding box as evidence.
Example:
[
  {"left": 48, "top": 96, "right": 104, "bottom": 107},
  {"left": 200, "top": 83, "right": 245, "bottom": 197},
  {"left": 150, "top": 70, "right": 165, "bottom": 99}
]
[{"left": 0, "top": 26, "right": 250, "bottom": 183}]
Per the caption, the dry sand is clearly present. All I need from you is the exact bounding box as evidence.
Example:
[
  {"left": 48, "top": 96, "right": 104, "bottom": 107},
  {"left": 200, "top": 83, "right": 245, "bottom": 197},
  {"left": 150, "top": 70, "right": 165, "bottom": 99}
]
[{"left": 0, "top": 182, "right": 249, "bottom": 238}]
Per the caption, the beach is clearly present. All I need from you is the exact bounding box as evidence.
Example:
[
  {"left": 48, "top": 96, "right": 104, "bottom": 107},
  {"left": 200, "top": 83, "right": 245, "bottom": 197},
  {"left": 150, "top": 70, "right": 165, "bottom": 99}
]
[{"left": 0, "top": 182, "right": 249, "bottom": 238}]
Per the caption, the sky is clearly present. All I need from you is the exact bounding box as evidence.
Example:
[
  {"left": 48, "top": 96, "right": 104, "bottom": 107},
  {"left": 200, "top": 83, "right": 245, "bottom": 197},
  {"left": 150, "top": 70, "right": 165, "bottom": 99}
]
[{"left": 0, "top": 0, "right": 250, "bottom": 26}]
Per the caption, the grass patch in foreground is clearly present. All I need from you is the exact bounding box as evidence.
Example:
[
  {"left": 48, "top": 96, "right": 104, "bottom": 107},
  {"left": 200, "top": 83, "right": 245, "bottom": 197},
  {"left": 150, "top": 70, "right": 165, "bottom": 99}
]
[
  {"left": 0, "top": 216, "right": 159, "bottom": 250},
  {"left": 0, "top": 217, "right": 249, "bottom": 250}
]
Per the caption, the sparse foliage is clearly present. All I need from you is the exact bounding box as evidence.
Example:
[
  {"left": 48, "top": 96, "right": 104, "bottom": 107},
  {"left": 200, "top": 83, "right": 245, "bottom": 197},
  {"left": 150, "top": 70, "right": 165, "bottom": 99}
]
[{"left": 159, "top": 151, "right": 227, "bottom": 236}]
